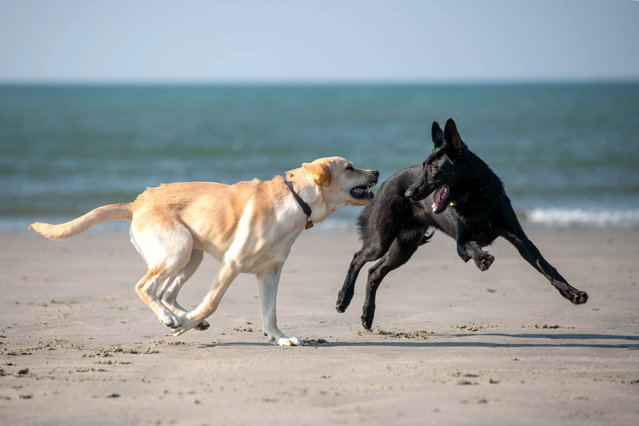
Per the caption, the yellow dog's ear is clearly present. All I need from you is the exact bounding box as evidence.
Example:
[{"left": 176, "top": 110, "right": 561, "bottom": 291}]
[{"left": 302, "top": 162, "right": 332, "bottom": 187}]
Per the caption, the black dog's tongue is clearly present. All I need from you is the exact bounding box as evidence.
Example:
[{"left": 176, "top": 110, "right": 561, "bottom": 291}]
[{"left": 431, "top": 185, "right": 450, "bottom": 213}]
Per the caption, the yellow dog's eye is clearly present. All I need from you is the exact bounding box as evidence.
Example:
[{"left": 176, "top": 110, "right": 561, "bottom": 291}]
[{"left": 345, "top": 165, "right": 354, "bottom": 171}]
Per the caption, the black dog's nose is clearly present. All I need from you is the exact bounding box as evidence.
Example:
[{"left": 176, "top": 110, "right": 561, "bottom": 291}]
[{"left": 372, "top": 170, "right": 379, "bottom": 178}]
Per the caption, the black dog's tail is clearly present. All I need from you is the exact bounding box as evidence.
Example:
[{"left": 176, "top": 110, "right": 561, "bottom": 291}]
[
  {"left": 419, "top": 228, "right": 435, "bottom": 246},
  {"left": 356, "top": 211, "right": 369, "bottom": 241}
]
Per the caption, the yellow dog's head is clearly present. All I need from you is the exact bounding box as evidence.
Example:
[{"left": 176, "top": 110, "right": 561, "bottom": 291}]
[{"left": 299, "top": 157, "right": 379, "bottom": 207}]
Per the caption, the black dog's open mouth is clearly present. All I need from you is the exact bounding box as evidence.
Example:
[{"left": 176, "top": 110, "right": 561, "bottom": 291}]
[
  {"left": 350, "top": 182, "right": 376, "bottom": 199},
  {"left": 431, "top": 184, "right": 450, "bottom": 213}
]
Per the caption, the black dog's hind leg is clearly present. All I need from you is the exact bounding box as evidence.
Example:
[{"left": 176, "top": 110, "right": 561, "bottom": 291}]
[
  {"left": 336, "top": 245, "right": 386, "bottom": 313},
  {"left": 361, "top": 235, "right": 421, "bottom": 330},
  {"left": 495, "top": 205, "right": 588, "bottom": 304},
  {"left": 504, "top": 230, "right": 588, "bottom": 304}
]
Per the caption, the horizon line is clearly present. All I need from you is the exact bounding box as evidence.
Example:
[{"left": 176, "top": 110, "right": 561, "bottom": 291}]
[
  {"left": 1, "top": 81, "right": 638, "bottom": 88},
  {"left": 1, "top": 76, "right": 638, "bottom": 87}
]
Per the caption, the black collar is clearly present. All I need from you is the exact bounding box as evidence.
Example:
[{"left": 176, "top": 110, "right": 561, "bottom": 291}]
[{"left": 284, "top": 179, "right": 314, "bottom": 229}]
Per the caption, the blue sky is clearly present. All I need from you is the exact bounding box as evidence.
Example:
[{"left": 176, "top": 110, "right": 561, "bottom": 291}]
[{"left": 1, "top": 0, "right": 638, "bottom": 83}]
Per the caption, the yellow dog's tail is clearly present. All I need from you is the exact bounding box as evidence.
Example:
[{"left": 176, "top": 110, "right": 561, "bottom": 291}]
[{"left": 29, "top": 203, "right": 133, "bottom": 239}]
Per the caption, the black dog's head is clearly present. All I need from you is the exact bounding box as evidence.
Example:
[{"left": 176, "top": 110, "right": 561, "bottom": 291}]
[{"left": 404, "top": 118, "right": 468, "bottom": 213}]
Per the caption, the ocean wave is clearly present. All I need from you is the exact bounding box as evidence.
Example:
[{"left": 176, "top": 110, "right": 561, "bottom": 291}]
[
  {"left": 9, "top": 208, "right": 639, "bottom": 233},
  {"left": 525, "top": 208, "right": 639, "bottom": 228}
]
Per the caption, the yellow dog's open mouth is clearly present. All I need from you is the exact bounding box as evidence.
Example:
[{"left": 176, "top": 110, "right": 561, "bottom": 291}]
[{"left": 350, "top": 182, "right": 376, "bottom": 199}]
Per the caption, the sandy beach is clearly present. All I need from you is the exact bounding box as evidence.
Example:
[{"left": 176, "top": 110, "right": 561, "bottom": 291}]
[{"left": 1, "top": 227, "right": 638, "bottom": 425}]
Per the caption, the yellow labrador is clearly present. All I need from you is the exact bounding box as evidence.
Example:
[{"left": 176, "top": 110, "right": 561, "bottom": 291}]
[{"left": 30, "top": 157, "right": 378, "bottom": 346}]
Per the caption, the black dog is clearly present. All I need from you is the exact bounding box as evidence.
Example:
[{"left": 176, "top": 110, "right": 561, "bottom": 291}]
[{"left": 336, "top": 118, "right": 588, "bottom": 330}]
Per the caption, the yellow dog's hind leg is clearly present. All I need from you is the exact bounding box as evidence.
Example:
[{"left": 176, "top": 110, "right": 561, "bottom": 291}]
[
  {"left": 157, "top": 249, "right": 210, "bottom": 331},
  {"left": 170, "top": 259, "right": 240, "bottom": 336},
  {"left": 131, "top": 224, "right": 193, "bottom": 329}
]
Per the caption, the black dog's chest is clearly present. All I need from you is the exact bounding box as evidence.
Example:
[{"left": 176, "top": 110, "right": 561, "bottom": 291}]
[
  {"left": 432, "top": 206, "right": 499, "bottom": 247},
  {"left": 462, "top": 224, "right": 498, "bottom": 246},
  {"left": 457, "top": 206, "right": 501, "bottom": 244}
]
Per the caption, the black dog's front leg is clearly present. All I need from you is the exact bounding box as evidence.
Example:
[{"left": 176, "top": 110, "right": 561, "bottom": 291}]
[
  {"left": 454, "top": 223, "right": 495, "bottom": 271},
  {"left": 504, "top": 231, "right": 588, "bottom": 304},
  {"left": 456, "top": 230, "right": 495, "bottom": 271}
]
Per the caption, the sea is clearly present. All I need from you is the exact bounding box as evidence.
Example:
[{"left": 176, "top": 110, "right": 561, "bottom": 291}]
[{"left": 1, "top": 83, "right": 638, "bottom": 231}]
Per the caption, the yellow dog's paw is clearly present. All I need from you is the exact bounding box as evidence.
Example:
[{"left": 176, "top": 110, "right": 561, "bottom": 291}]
[
  {"left": 160, "top": 312, "right": 181, "bottom": 328},
  {"left": 169, "top": 319, "right": 192, "bottom": 336},
  {"left": 170, "top": 318, "right": 209, "bottom": 335},
  {"left": 194, "top": 321, "right": 210, "bottom": 331},
  {"left": 274, "top": 336, "right": 304, "bottom": 346}
]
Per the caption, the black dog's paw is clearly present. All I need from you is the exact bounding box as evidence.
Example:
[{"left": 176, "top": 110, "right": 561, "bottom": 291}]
[
  {"left": 336, "top": 290, "right": 354, "bottom": 313},
  {"left": 474, "top": 252, "right": 495, "bottom": 271},
  {"left": 570, "top": 290, "right": 588, "bottom": 305},
  {"left": 361, "top": 310, "right": 375, "bottom": 331},
  {"left": 361, "top": 318, "right": 373, "bottom": 331},
  {"left": 336, "top": 294, "right": 351, "bottom": 312},
  {"left": 335, "top": 297, "right": 350, "bottom": 313},
  {"left": 559, "top": 287, "right": 588, "bottom": 305}
]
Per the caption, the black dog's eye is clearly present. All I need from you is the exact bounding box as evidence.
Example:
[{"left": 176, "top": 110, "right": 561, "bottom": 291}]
[{"left": 429, "top": 166, "right": 438, "bottom": 174}]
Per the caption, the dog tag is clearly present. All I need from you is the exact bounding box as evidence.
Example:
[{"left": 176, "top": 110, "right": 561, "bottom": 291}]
[{"left": 305, "top": 220, "right": 314, "bottom": 230}]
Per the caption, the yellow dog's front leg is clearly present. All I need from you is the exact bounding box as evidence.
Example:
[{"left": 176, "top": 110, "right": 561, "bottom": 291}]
[{"left": 257, "top": 266, "right": 304, "bottom": 346}]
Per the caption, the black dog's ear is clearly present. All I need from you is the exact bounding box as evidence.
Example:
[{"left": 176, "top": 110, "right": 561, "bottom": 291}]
[
  {"left": 443, "top": 118, "right": 467, "bottom": 158},
  {"left": 431, "top": 121, "right": 444, "bottom": 148}
]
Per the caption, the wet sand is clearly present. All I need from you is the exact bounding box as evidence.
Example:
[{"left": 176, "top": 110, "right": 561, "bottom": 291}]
[{"left": 1, "top": 228, "right": 638, "bottom": 425}]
